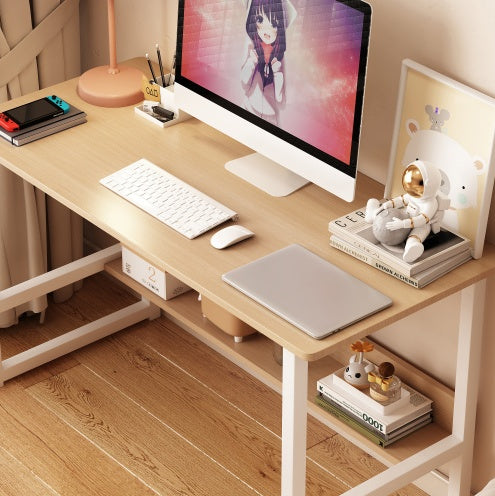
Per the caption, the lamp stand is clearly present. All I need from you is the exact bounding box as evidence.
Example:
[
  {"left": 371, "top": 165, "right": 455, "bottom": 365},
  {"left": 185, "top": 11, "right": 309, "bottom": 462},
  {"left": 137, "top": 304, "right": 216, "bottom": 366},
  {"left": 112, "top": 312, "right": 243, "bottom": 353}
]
[{"left": 77, "top": 0, "right": 144, "bottom": 107}]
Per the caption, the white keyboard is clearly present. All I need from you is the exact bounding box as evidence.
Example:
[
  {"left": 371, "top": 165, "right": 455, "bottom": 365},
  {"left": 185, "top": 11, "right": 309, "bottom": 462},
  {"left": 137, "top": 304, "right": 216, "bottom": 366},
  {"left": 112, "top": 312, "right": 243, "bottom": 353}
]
[{"left": 100, "top": 158, "right": 237, "bottom": 239}]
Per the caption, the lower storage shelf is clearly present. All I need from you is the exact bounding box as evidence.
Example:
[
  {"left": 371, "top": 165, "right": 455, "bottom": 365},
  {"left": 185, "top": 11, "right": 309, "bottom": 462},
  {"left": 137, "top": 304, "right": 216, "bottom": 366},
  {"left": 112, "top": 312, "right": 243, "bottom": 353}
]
[{"left": 105, "top": 257, "right": 453, "bottom": 467}]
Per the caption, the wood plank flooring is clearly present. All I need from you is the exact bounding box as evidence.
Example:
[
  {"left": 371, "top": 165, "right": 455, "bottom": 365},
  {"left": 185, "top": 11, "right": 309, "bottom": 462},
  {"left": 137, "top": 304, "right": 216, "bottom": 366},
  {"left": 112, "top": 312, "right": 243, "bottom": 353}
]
[{"left": 0, "top": 273, "right": 428, "bottom": 495}]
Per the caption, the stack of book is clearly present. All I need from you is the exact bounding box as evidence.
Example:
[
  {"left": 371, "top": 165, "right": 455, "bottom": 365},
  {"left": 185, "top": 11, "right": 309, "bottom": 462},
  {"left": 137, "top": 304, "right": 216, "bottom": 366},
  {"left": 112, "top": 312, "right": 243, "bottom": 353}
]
[
  {"left": 316, "top": 367, "right": 433, "bottom": 447},
  {"left": 0, "top": 104, "right": 86, "bottom": 146},
  {"left": 328, "top": 207, "right": 472, "bottom": 288}
]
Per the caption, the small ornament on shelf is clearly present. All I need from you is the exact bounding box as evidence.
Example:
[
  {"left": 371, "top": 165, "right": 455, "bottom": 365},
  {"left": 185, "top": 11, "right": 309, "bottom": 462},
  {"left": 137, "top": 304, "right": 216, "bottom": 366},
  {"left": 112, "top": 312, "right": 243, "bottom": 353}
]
[
  {"left": 344, "top": 340, "right": 375, "bottom": 390},
  {"left": 368, "top": 361, "right": 402, "bottom": 405},
  {"left": 365, "top": 159, "right": 450, "bottom": 263}
]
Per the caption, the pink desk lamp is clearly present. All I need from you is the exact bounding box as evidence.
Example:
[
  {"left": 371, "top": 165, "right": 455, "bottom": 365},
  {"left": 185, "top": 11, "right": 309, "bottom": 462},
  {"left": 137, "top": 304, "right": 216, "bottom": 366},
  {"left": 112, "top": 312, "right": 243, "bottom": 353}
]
[{"left": 77, "top": 0, "right": 144, "bottom": 107}]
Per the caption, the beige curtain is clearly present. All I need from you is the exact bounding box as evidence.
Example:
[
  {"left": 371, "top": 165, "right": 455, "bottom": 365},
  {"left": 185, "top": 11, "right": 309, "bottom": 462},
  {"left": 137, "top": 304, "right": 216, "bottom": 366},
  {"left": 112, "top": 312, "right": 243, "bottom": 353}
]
[{"left": 0, "top": 0, "right": 83, "bottom": 327}]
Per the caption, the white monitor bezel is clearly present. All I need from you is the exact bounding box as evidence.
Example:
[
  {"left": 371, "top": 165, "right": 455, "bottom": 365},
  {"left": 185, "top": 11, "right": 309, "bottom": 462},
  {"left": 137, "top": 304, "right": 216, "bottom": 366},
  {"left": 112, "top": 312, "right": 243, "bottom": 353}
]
[{"left": 174, "top": 0, "right": 371, "bottom": 202}]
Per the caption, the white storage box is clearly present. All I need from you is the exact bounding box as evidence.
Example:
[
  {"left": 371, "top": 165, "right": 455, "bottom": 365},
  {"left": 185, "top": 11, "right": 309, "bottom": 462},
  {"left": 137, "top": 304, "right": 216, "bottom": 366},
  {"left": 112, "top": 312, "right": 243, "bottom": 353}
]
[{"left": 122, "top": 246, "right": 191, "bottom": 300}]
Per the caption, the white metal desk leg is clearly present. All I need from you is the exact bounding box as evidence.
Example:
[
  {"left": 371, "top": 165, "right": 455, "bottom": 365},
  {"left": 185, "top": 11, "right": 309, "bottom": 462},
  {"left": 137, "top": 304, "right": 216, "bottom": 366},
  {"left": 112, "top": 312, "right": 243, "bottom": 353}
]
[
  {"left": 281, "top": 348, "right": 308, "bottom": 496},
  {"left": 449, "top": 280, "right": 486, "bottom": 496}
]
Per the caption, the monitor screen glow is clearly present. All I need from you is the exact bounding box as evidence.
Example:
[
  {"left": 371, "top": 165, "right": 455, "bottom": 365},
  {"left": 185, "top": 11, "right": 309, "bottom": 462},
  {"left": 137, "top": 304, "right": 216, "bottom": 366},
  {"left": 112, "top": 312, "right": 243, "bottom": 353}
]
[{"left": 175, "top": 0, "right": 371, "bottom": 200}]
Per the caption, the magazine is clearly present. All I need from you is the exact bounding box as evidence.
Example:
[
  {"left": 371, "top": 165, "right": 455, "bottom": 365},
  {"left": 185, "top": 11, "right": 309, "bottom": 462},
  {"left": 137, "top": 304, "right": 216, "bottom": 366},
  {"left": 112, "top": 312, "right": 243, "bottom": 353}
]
[
  {"left": 328, "top": 207, "right": 471, "bottom": 276},
  {"left": 317, "top": 367, "right": 433, "bottom": 434},
  {"left": 315, "top": 394, "right": 432, "bottom": 447},
  {"left": 330, "top": 234, "right": 472, "bottom": 288}
]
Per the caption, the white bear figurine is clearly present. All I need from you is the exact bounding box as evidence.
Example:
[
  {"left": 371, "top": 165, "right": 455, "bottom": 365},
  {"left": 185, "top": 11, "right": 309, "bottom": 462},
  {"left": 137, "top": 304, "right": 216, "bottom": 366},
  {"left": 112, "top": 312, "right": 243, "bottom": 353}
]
[{"left": 402, "top": 118, "right": 485, "bottom": 233}]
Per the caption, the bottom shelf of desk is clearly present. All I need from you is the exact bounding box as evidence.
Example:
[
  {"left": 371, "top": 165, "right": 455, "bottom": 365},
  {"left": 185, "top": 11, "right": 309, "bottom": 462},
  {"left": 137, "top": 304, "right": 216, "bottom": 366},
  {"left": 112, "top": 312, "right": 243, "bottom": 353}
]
[{"left": 105, "top": 258, "right": 453, "bottom": 470}]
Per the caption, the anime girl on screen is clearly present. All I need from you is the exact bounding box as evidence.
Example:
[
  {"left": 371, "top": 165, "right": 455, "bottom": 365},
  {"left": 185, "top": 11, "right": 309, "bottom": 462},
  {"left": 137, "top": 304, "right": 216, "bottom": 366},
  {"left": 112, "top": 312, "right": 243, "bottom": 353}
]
[
  {"left": 241, "top": 0, "right": 296, "bottom": 125},
  {"left": 179, "top": 0, "right": 363, "bottom": 165}
]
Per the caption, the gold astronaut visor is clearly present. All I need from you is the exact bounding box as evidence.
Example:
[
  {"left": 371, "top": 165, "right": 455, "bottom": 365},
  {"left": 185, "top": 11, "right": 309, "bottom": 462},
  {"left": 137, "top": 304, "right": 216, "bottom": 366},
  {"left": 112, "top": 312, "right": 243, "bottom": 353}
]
[{"left": 402, "top": 164, "right": 424, "bottom": 198}]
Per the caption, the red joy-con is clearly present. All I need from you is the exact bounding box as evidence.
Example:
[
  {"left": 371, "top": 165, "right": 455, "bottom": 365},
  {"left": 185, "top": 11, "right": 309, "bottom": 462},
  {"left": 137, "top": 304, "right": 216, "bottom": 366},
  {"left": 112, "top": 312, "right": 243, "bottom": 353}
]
[{"left": 0, "top": 113, "right": 19, "bottom": 132}]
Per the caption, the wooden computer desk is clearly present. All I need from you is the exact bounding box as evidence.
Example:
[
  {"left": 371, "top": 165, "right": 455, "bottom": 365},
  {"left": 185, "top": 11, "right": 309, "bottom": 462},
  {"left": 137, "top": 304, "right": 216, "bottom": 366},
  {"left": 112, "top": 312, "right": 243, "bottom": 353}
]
[{"left": 1, "top": 59, "right": 494, "bottom": 495}]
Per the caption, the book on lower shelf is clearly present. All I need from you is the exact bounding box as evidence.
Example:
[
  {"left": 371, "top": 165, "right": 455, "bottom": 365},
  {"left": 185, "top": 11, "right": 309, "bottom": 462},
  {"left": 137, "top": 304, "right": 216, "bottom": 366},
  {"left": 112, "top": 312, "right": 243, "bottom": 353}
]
[
  {"left": 0, "top": 104, "right": 87, "bottom": 146},
  {"left": 315, "top": 395, "right": 432, "bottom": 447},
  {"left": 328, "top": 206, "right": 472, "bottom": 285},
  {"left": 316, "top": 366, "right": 433, "bottom": 446},
  {"left": 330, "top": 234, "right": 472, "bottom": 288}
]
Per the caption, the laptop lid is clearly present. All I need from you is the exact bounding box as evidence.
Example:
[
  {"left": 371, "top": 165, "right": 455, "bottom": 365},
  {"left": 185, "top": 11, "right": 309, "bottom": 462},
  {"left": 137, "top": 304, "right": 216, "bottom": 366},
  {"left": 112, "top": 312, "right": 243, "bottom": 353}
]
[{"left": 222, "top": 244, "right": 392, "bottom": 339}]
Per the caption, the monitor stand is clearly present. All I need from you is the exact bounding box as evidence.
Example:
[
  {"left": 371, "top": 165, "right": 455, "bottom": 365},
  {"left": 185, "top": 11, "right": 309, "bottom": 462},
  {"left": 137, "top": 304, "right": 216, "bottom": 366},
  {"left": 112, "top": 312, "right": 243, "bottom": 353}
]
[{"left": 225, "top": 152, "right": 309, "bottom": 197}]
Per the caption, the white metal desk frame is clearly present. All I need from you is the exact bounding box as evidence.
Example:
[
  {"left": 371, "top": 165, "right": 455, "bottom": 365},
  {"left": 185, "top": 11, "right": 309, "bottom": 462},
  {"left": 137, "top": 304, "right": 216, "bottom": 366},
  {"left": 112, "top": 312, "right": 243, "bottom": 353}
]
[
  {"left": 0, "top": 54, "right": 489, "bottom": 492},
  {"left": 0, "top": 243, "right": 486, "bottom": 496},
  {"left": 282, "top": 280, "right": 485, "bottom": 496},
  {"left": 0, "top": 244, "right": 160, "bottom": 385}
]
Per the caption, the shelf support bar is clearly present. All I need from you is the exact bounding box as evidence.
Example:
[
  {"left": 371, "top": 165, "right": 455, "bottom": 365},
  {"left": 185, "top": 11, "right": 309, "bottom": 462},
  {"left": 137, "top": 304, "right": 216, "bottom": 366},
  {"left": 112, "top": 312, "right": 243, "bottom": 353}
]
[
  {"left": 0, "top": 243, "right": 122, "bottom": 313},
  {"left": 281, "top": 348, "right": 308, "bottom": 496},
  {"left": 340, "top": 435, "right": 462, "bottom": 496},
  {"left": 0, "top": 298, "right": 159, "bottom": 385},
  {"left": 448, "top": 279, "right": 486, "bottom": 496},
  {"left": 0, "top": 243, "right": 161, "bottom": 386}
]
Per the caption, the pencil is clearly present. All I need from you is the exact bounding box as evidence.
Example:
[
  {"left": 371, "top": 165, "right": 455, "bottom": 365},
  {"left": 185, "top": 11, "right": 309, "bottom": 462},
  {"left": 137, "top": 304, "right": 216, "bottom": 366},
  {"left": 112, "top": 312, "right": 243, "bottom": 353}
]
[
  {"left": 168, "top": 52, "right": 176, "bottom": 85},
  {"left": 146, "top": 53, "right": 157, "bottom": 84},
  {"left": 156, "top": 44, "right": 165, "bottom": 87}
]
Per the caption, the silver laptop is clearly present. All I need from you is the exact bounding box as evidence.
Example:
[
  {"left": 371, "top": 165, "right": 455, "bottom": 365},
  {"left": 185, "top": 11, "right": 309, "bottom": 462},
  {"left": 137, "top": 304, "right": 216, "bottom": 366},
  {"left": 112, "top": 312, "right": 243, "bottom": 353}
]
[{"left": 222, "top": 244, "right": 392, "bottom": 339}]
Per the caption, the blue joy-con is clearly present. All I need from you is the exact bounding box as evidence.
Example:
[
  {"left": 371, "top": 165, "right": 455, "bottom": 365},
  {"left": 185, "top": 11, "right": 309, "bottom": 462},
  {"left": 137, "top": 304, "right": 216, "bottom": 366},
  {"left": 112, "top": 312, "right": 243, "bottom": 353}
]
[{"left": 46, "top": 95, "right": 70, "bottom": 114}]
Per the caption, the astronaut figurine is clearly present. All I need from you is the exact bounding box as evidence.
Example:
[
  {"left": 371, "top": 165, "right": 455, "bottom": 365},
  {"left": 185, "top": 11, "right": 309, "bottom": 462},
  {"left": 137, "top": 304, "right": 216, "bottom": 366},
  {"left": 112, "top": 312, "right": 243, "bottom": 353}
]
[{"left": 366, "top": 159, "right": 448, "bottom": 263}]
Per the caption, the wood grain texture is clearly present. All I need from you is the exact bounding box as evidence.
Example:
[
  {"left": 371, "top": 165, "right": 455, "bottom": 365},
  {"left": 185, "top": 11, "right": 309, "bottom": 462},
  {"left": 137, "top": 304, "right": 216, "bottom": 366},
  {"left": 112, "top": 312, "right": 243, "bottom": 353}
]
[
  {"left": 28, "top": 366, "right": 259, "bottom": 496},
  {"left": 0, "top": 273, "right": 427, "bottom": 495},
  {"left": 0, "top": 444, "right": 55, "bottom": 496},
  {"left": 1, "top": 58, "right": 494, "bottom": 362},
  {"left": 123, "top": 317, "right": 334, "bottom": 449},
  {"left": 0, "top": 380, "right": 157, "bottom": 495}
]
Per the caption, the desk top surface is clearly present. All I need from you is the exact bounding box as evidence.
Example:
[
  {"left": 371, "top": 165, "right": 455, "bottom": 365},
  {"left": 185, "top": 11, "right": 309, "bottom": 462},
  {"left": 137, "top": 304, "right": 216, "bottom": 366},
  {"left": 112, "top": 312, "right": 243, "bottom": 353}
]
[{"left": 2, "top": 58, "right": 495, "bottom": 360}]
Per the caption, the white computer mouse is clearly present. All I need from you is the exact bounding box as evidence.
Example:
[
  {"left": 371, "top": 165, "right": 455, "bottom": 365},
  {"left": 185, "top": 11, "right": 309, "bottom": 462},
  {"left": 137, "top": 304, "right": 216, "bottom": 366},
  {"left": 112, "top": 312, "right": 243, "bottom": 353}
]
[{"left": 210, "top": 225, "right": 254, "bottom": 249}]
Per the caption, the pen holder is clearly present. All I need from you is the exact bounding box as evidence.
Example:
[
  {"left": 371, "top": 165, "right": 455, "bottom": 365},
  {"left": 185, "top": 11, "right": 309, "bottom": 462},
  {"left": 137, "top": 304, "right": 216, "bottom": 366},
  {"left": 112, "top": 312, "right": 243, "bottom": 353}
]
[
  {"left": 135, "top": 74, "right": 190, "bottom": 128},
  {"left": 155, "top": 75, "right": 178, "bottom": 110},
  {"left": 156, "top": 74, "right": 175, "bottom": 94}
]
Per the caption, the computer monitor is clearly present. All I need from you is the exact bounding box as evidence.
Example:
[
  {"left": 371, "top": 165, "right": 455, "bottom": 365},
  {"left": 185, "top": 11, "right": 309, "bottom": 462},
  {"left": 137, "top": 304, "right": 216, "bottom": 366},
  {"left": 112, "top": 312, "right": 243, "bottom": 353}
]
[{"left": 175, "top": 0, "right": 371, "bottom": 201}]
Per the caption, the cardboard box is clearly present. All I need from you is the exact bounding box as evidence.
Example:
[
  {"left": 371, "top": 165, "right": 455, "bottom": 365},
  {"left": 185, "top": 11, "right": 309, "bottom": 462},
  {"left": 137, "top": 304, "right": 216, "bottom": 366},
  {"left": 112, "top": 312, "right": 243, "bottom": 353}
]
[{"left": 122, "top": 247, "right": 191, "bottom": 300}]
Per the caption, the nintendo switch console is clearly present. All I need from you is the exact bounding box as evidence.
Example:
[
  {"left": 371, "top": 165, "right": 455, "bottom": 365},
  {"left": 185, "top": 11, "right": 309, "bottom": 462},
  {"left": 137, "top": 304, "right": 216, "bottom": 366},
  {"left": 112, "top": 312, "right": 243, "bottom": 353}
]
[{"left": 0, "top": 95, "right": 70, "bottom": 132}]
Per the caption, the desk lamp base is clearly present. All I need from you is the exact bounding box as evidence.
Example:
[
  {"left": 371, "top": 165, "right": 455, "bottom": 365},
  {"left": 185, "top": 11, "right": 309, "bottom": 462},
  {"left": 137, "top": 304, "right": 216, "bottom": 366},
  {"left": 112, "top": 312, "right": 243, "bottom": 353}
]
[{"left": 77, "top": 65, "right": 144, "bottom": 108}]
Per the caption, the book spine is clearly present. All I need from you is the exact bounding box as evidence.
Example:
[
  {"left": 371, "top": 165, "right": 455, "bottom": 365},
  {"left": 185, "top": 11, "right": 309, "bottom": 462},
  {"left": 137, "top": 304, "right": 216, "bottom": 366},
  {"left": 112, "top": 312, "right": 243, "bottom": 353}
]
[
  {"left": 317, "top": 377, "right": 432, "bottom": 434},
  {"left": 318, "top": 379, "right": 432, "bottom": 434},
  {"left": 315, "top": 395, "right": 387, "bottom": 446},
  {"left": 0, "top": 129, "right": 14, "bottom": 143},
  {"left": 328, "top": 227, "right": 413, "bottom": 274},
  {"left": 12, "top": 116, "right": 87, "bottom": 146},
  {"left": 318, "top": 388, "right": 391, "bottom": 434},
  {"left": 329, "top": 236, "right": 420, "bottom": 288},
  {"left": 317, "top": 379, "right": 391, "bottom": 433},
  {"left": 316, "top": 395, "right": 433, "bottom": 447}
]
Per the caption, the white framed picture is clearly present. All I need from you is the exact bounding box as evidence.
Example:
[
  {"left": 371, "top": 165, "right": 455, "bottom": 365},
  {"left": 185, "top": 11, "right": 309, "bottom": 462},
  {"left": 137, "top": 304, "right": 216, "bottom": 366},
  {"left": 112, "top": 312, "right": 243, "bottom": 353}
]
[{"left": 385, "top": 59, "right": 495, "bottom": 259}]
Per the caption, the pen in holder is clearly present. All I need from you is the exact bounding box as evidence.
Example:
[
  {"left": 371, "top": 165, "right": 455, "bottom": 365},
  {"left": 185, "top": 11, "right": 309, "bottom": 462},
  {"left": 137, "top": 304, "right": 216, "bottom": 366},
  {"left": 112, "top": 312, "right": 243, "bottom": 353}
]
[{"left": 135, "top": 74, "right": 190, "bottom": 128}]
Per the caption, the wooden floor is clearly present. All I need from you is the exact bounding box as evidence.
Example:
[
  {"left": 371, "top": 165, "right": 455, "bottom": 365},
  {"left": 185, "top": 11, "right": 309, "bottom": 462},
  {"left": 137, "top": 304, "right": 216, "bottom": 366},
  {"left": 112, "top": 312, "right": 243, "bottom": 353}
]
[{"left": 0, "top": 273, "right": 428, "bottom": 496}]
